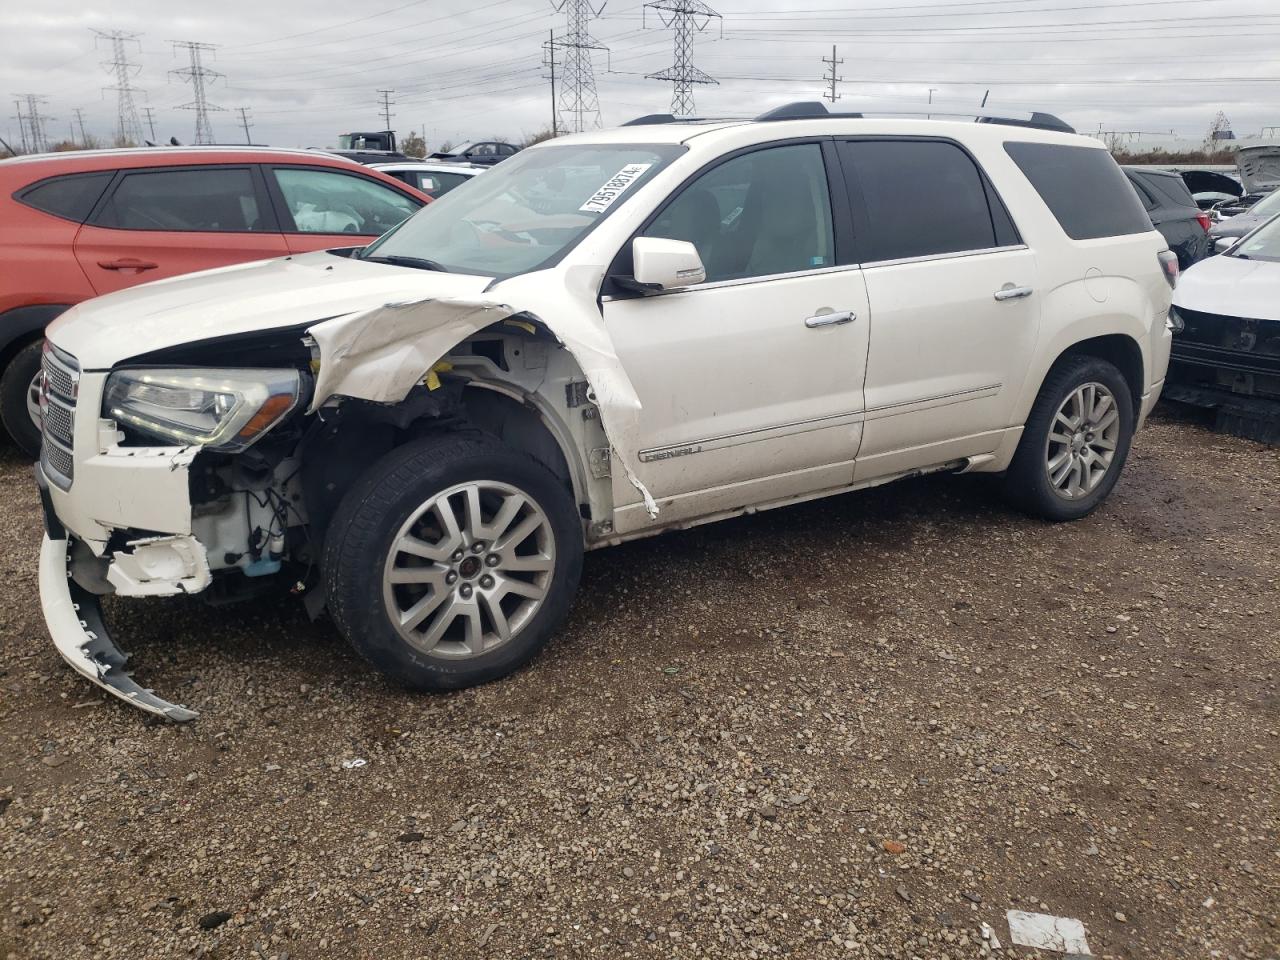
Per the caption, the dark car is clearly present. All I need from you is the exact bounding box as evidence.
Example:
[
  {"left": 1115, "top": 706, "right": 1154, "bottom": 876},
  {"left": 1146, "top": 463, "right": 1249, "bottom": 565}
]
[
  {"left": 428, "top": 140, "right": 519, "bottom": 166},
  {"left": 1208, "top": 186, "right": 1280, "bottom": 244},
  {"left": 1123, "top": 167, "right": 1211, "bottom": 270}
]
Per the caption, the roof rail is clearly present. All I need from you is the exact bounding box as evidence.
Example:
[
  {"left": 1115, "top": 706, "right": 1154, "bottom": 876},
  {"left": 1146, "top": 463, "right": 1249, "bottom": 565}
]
[
  {"left": 622, "top": 114, "right": 685, "bottom": 126},
  {"left": 752, "top": 100, "right": 1074, "bottom": 134}
]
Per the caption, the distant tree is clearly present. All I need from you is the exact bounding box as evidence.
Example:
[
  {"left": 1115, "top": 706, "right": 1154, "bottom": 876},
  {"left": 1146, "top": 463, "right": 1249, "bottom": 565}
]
[
  {"left": 437, "top": 140, "right": 454, "bottom": 154},
  {"left": 400, "top": 130, "right": 427, "bottom": 158},
  {"left": 112, "top": 135, "right": 139, "bottom": 148},
  {"left": 49, "top": 140, "right": 82, "bottom": 152},
  {"left": 521, "top": 128, "right": 558, "bottom": 148}
]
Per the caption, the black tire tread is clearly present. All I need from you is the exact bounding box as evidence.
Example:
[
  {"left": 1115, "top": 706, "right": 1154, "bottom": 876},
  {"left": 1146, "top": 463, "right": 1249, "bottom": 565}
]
[{"left": 1, "top": 340, "right": 45, "bottom": 459}]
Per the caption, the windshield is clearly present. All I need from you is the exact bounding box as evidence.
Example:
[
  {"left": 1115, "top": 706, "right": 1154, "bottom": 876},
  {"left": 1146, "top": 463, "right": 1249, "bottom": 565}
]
[
  {"left": 1247, "top": 188, "right": 1280, "bottom": 218},
  {"left": 362, "top": 142, "right": 684, "bottom": 277},
  {"left": 1231, "top": 214, "right": 1280, "bottom": 261}
]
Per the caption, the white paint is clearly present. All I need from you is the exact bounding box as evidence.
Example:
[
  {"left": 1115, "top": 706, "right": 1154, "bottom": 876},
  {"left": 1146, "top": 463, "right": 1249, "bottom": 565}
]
[
  {"left": 1175, "top": 251, "right": 1280, "bottom": 322},
  {"left": 1006, "top": 910, "right": 1091, "bottom": 955}
]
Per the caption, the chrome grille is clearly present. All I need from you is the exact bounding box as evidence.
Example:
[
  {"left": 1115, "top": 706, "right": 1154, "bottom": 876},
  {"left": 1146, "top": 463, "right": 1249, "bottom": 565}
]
[{"left": 40, "top": 345, "right": 79, "bottom": 489}]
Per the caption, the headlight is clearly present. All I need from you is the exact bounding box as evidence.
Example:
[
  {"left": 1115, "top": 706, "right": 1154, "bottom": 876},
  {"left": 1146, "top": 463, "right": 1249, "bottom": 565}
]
[{"left": 103, "top": 368, "right": 301, "bottom": 451}]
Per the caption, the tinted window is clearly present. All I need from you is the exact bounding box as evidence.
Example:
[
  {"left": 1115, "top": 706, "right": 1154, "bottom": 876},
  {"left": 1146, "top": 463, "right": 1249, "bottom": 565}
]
[
  {"left": 1006, "top": 142, "right": 1152, "bottom": 240},
  {"left": 18, "top": 172, "right": 113, "bottom": 222},
  {"left": 272, "top": 168, "right": 420, "bottom": 235},
  {"left": 642, "top": 143, "right": 835, "bottom": 283},
  {"left": 415, "top": 171, "right": 470, "bottom": 198},
  {"left": 1126, "top": 172, "right": 1158, "bottom": 211},
  {"left": 97, "top": 168, "right": 264, "bottom": 231},
  {"left": 842, "top": 140, "right": 1004, "bottom": 262}
]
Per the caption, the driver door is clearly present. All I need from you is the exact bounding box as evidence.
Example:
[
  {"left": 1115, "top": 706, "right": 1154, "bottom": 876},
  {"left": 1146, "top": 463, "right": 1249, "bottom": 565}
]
[
  {"left": 265, "top": 165, "right": 424, "bottom": 254},
  {"left": 602, "top": 141, "right": 871, "bottom": 534}
]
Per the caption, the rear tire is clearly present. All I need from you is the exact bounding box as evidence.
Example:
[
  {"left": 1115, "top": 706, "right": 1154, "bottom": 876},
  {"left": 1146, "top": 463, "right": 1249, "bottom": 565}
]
[
  {"left": 1003, "top": 355, "right": 1135, "bottom": 521},
  {"left": 322, "top": 433, "right": 583, "bottom": 691},
  {"left": 0, "top": 341, "right": 45, "bottom": 459}
]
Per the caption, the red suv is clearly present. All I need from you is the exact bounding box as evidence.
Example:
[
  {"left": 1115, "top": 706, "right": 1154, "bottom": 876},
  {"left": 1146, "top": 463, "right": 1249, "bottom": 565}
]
[{"left": 0, "top": 147, "right": 429, "bottom": 455}]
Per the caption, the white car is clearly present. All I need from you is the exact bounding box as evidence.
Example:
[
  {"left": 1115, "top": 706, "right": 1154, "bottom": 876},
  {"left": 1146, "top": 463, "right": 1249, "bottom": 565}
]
[
  {"left": 36, "top": 103, "right": 1175, "bottom": 719},
  {"left": 1167, "top": 213, "right": 1280, "bottom": 430},
  {"left": 369, "top": 160, "right": 484, "bottom": 200}
]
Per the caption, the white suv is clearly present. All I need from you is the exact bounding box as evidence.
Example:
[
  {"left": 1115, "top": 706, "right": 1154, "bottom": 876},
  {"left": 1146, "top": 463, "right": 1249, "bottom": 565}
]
[{"left": 35, "top": 103, "right": 1175, "bottom": 719}]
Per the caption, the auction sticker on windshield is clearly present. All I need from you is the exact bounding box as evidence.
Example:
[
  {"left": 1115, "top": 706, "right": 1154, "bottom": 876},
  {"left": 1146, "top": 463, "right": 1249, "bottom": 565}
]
[{"left": 580, "top": 163, "right": 653, "bottom": 213}]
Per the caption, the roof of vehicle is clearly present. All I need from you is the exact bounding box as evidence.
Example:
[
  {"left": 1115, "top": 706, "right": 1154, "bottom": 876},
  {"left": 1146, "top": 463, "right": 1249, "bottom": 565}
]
[
  {"left": 1122, "top": 165, "right": 1185, "bottom": 180},
  {"left": 0, "top": 146, "right": 371, "bottom": 176},
  {"left": 370, "top": 161, "right": 486, "bottom": 173}
]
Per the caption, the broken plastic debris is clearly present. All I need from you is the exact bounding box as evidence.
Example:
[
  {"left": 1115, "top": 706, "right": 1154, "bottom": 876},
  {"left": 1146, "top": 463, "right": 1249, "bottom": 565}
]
[
  {"left": 1006, "top": 910, "right": 1091, "bottom": 955},
  {"left": 341, "top": 758, "right": 368, "bottom": 770}
]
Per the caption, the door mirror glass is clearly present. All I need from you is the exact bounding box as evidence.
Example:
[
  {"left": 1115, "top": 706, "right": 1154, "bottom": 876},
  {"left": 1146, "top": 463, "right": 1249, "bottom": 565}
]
[
  {"left": 1214, "top": 236, "right": 1236, "bottom": 254},
  {"left": 631, "top": 237, "right": 705, "bottom": 291}
]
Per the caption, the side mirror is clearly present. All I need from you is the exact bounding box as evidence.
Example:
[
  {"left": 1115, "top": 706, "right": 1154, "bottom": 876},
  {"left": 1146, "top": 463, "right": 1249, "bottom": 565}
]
[
  {"left": 1214, "top": 236, "right": 1236, "bottom": 254},
  {"left": 629, "top": 237, "right": 706, "bottom": 292}
]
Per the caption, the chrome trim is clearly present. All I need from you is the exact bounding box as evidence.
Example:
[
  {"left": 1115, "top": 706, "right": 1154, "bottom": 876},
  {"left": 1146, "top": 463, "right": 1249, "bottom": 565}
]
[
  {"left": 40, "top": 346, "right": 80, "bottom": 489},
  {"left": 862, "top": 244, "right": 1028, "bottom": 271},
  {"left": 805, "top": 310, "right": 856, "bottom": 328},
  {"left": 602, "top": 262, "right": 865, "bottom": 300},
  {"left": 863, "top": 383, "right": 1002, "bottom": 421},
  {"left": 993, "top": 285, "right": 1034, "bottom": 301},
  {"left": 639, "top": 408, "right": 863, "bottom": 462}
]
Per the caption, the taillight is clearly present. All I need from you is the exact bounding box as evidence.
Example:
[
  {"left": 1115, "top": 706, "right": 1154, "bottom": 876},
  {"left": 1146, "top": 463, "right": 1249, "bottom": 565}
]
[
  {"left": 1157, "top": 250, "right": 1179, "bottom": 289},
  {"left": 1195, "top": 211, "right": 1211, "bottom": 232}
]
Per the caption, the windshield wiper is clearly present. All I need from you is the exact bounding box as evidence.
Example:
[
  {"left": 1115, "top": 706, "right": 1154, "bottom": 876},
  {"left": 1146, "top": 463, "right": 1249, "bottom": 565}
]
[{"left": 362, "top": 253, "right": 450, "bottom": 272}]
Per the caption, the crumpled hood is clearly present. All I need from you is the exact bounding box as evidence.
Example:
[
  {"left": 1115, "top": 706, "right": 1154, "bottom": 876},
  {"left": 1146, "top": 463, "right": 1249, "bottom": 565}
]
[
  {"left": 1174, "top": 251, "right": 1280, "bottom": 322},
  {"left": 46, "top": 250, "right": 495, "bottom": 369}
]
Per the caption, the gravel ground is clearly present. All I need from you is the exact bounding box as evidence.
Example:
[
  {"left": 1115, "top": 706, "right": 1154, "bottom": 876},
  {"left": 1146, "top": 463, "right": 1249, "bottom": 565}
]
[{"left": 1, "top": 409, "right": 1276, "bottom": 960}]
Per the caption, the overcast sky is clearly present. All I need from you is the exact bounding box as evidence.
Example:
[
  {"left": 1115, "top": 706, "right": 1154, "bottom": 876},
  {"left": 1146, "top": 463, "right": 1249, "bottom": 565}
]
[{"left": 4, "top": 0, "right": 1279, "bottom": 151}]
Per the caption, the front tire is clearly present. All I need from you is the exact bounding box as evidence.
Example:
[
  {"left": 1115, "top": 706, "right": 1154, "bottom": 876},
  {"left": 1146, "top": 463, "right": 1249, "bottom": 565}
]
[
  {"left": 1003, "top": 355, "right": 1135, "bottom": 521},
  {"left": 1, "top": 341, "right": 45, "bottom": 459},
  {"left": 322, "top": 434, "right": 583, "bottom": 691}
]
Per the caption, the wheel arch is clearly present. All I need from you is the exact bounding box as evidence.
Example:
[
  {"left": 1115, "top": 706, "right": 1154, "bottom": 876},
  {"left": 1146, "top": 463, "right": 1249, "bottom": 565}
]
[
  {"left": 1050, "top": 333, "right": 1145, "bottom": 415},
  {"left": 0, "top": 304, "right": 71, "bottom": 371}
]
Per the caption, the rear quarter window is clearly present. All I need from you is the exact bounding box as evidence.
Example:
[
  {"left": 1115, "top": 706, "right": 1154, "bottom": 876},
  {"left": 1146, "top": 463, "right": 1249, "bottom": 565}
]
[
  {"left": 1005, "top": 142, "right": 1152, "bottom": 240},
  {"left": 16, "top": 172, "right": 114, "bottom": 222}
]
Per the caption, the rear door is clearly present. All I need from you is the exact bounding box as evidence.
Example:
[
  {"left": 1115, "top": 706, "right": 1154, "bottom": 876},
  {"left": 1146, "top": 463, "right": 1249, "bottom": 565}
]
[
  {"left": 264, "top": 165, "right": 423, "bottom": 254},
  {"left": 74, "top": 165, "right": 287, "bottom": 296},
  {"left": 835, "top": 137, "right": 1041, "bottom": 480}
]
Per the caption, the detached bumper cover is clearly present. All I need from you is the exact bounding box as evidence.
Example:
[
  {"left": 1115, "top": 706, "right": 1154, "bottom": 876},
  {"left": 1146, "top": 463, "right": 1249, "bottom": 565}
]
[{"left": 38, "top": 534, "right": 199, "bottom": 722}]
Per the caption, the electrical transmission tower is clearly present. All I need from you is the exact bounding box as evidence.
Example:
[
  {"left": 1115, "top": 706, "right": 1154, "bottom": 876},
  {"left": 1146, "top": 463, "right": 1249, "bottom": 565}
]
[
  {"left": 644, "top": 0, "right": 722, "bottom": 117},
  {"left": 94, "top": 29, "right": 146, "bottom": 146},
  {"left": 373, "top": 89, "right": 394, "bottom": 130},
  {"left": 550, "top": 0, "right": 607, "bottom": 132},
  {"left": 11, "top": 99, "right": 28, "bottom": 153},
  {"left": 142, "top": 106, "right": 158, "bottom": 141},
  {"left": 14, "top": 95, "right": 52, "bottom": 152},
  {"left": 73, "top": 108, "right": 89, "bottom": 147},
  {"left": 821, "top": 45, "right": 843, "bottom": 103},
  {"left": 170, "top": 41, "right": 224, "bottom": 145}
]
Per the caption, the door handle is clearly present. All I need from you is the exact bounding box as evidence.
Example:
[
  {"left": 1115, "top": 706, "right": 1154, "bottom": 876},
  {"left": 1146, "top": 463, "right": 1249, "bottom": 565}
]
[
  {"left": 993, "top": 285, "right": 1033, "bottom": 301},
  {"left": 98, "top": 258, "right": 159, "bottom": 271},
  {"left": 804, "top": 310, "right": 856, "bottom": 328}
]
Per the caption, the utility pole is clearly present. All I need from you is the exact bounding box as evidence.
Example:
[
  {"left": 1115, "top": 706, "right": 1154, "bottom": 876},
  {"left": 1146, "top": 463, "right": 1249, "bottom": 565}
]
[
  {"left": 237, "top": 106, "right": 253, "bottom": 144},
  {"left": 377, "top": 89, "right": 395, "bottom": 131},
  {"left": 12, "top": 99, "right": 28, "bottom": 153},
  {"left": 821, "top": 45, "right": 843, "bottom": 104},
  {"left": 170, "top": 41, "right": 225, "bottom": 145},
  {"left": 142, "top": 106, "right": 157, "bottom": 141},
  {"left": 644, "top": 0, "right": 723, "bottom": 117},
  {"left": 73, "top": 107, "right": 88, "bottom": 147},
  {"left": 542, "top": 30, "right": 559, "bottom": 137},
  {"left": 980, "top": 89, "right": 990, "bottom": 108},
  {"left": 927, "top": 87, "right": 936, "bottom": 120},
  {"left": 550, "top": 0, "right": 607, "bottom": 132},
  {"left": 94, "top": 29, "right": 146, "bottom": 146}
]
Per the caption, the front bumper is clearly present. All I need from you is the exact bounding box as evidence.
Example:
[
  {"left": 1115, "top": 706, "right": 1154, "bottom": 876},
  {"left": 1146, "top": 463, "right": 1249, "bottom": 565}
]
[{"left": 35, "top": 466, "right": 199, "bottom": 721}]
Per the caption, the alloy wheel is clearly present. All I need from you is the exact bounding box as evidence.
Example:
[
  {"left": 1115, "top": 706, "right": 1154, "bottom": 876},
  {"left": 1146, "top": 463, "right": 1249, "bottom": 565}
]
[{"left": 1043, "top": 381, "right": 1121, "bottom": 500}]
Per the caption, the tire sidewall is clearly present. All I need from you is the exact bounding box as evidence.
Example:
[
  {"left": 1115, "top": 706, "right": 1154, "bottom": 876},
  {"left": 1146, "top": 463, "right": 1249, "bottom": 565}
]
[
  {"left": 1, "top": 341, "right": 44, "bottom": 459},
  {"left": 324, "top": 436, "right": 583, "bottom": 690},
  {"left": 1013, "top": 357, "right": 1136, "bottom": 521}
]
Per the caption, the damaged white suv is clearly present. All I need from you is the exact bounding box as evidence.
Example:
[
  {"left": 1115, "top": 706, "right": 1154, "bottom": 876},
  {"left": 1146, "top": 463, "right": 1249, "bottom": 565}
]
[{"left": 36, "top": 103, "right": 1175, "bottom": 719}]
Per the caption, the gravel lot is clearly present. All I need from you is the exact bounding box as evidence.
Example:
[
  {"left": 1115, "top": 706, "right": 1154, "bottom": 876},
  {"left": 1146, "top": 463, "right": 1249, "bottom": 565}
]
[{"left": 1, "top": 409, "right": 1276, "bottom": 960}]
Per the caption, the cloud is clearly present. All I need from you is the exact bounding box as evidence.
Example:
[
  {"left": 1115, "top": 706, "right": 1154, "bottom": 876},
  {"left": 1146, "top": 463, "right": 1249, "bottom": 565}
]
[{"left": 4, "top": 0, "right": 1278, "bottom": 150}]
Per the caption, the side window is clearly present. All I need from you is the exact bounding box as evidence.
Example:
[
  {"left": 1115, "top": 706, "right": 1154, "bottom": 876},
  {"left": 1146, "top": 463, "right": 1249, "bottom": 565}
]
[
  {"left": 642, "top": 143, "right": 835, "bottom": 283},
  {"left": 1004, "top": 141, "right": 1152, "bottom": 241},
  {"left": 498, "top": 144, "right": 518, "bottom": 157},
  {"left": 1128, "top": 175, "right": 1158, "bottom": 211},
  {"left": 271, "top": 168, "right": 420, "bottom": 235},
  {"left": 18, "top": 172, "right": 114, "bottom": 222},
  {"left": 419, "top": 171, "right": 469, "bottom": 198},
  {"left": 842, "top": 140, "right": 1004, "bottom": 262},
  {"left": 96, "top": 168, "right": 264, "bottom": 231}
]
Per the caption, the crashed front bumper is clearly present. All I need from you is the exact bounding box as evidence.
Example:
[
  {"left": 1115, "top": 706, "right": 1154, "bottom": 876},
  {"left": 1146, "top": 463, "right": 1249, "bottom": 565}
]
[{"left": 35, "top": 468, "right": 199, "bottom": 721}]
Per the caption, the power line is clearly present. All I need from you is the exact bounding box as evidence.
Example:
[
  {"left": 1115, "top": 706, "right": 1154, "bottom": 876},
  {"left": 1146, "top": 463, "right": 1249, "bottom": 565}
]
[
  {"left": 821, "top": 44, "right": 843, "bottom": 103},
  {"left": 644, "top": 0, "right": 723, "bottom": 116},
  {"left": 170, "top": 41, "right": 225, "bottom": 145},
  {"left": 94, "top": 29, "right": 146, "bottom": 145},
  {"left": 551, "top": 0, "right": 607, "bottom": 132}
]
